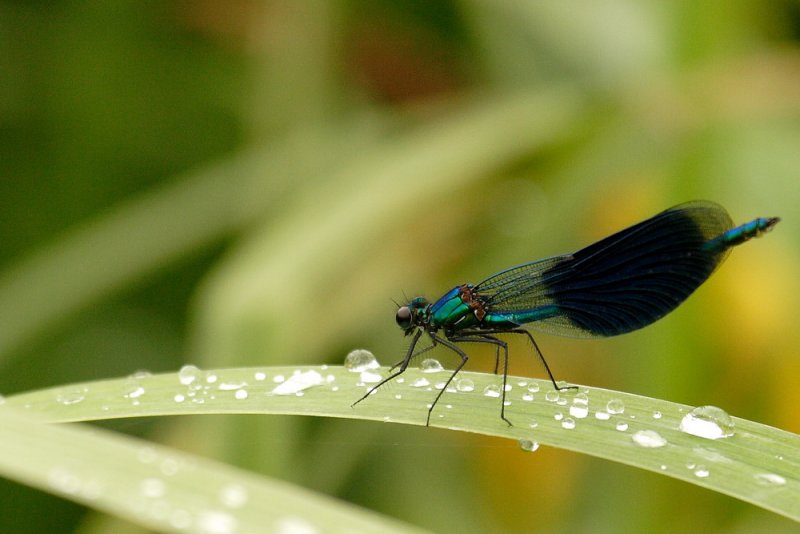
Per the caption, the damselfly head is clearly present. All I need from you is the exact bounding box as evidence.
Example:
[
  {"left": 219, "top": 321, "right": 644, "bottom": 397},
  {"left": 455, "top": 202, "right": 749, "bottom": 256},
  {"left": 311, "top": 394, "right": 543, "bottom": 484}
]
[{"left": 396, "top": 297, "right": 429, "bottom": 334}]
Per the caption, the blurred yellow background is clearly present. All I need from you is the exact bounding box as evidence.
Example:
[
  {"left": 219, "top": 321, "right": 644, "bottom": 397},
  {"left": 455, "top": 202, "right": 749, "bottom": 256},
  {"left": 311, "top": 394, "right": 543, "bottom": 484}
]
[{"left": 1, "top": 1, "right": 798, "bottom": 532}]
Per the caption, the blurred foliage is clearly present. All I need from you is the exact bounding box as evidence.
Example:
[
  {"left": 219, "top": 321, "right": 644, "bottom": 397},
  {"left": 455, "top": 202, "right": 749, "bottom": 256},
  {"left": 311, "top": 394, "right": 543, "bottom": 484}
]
[{"left": 1, "top": 1, "right": 798, "bottom": 532}]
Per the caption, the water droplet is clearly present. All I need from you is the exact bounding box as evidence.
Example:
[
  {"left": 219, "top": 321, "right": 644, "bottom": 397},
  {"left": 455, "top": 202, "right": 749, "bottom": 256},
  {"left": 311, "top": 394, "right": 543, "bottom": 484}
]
[
  {"left": 271, "top": 370, "right": 324, "bottom": 395},
  {"left": 197, "top": 510, "right": 238, "bottom": 534},
  {"left": 519, "top": 439, "right": 540, "bottom": 452},
  {"left": 569, "top": 394, "right": 589, "bottom": 418},
  {"left": 616, "top": 422, "right": 629, "bottom": 431},
  {"left": 527, "top": 383, "right": 540, "bottom": 393},
  {"left": 545, "top": 390, "right": 559, "bottom": 402},
  {"left": 606, "top": 399, "right": 625, "bottom": 414},
  {"left": 394, "top": 394, "right": 402, "bottom": 400},
  {"left": 174, "top": 394, "right": 185, "bottom": 403},
  {"left": 652, "top": 411, "right": 662, "bottom": 419},
  {"left": 218, "top": 382, "right": 246, "bottom": 391},
  {"left": 456, "top": 378, "right": 474, "bottom": 392},
  {"left": 178, "top": 365, "right": 201, "bottom": 386},
  {"left": 56, "top": 387, "right": 88, "bottom": 406},
  {"left": 274, "top": 516, "right": 319, "bottom": 534},
  {"left": 411, "top": 377, "right": 430, "bottom": 388},
  {"left": 483, "top": 385, "right": 501, "bottom": 398},
  {"left": 679, "top": 406, "right": 735, "bottom": 440},
  {"left": 254, "top": 371, "right": 266, "bottom": 381},
  {"left": 234, "top": 389, "right": 248, "bottom": 400},
  {"left": 124, "top": 383, "right": 146, "bottom": 400},
  {"left": 631, "top": 430, "right": 667, "bottom": 448},
  {"left": 595, "top": 411, "right": 610, "bottom": 421},
  {"left": 219, "top": 483, "right": 248, "bottom": 508},
  {"left": 421, "top": 358, "right": 444, "bottom": 373},
  {"left": 529, "top": 419, "right": 539, "bottom": 428},
  {"left": 273, "top": 375, "right": 285, "bottom": 383},
  {"left": 554, "top": 412, "right": 564, "bottom": 421},
  {"left": 128, "top": 370, "right": 152, "bottom": 379},
  {"left": 693, "top": 466, "right": 710, "bottom": 478},
  {"left": 344, "top": 349, "right": 379, "bottom": 372},
  {"left": 140, "top": 477, "right": 166, "bottom": 498},
  {"left": 753, "top": 473, "right": 786, "bottom": 486},
  {"left": 206, "top": 374, "right": 218, "bottom": 384},
  {"left": 521, "top": 393, "right": 534, "bottom": 402},
  {"left": 359, "top": 371, "right": 382, "bottom": 383},
  {"left": 561, "top": 417, "right": 576, "bottom": 429}
]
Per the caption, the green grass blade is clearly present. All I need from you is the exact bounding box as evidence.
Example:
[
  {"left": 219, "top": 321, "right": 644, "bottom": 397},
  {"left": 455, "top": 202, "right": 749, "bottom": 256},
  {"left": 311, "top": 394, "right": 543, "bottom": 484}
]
[
  {"left": 0, "top": 407, "right": 427, "bottom": 534},
  {"left": 5, "top": 365, "right": 798, "bottom": 522}
]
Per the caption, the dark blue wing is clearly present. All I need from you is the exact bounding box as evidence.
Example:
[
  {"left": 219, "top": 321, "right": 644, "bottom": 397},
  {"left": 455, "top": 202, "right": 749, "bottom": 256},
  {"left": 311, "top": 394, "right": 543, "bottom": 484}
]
[{"left": 475, "top": 201, "right": 734, "bottom": 338}]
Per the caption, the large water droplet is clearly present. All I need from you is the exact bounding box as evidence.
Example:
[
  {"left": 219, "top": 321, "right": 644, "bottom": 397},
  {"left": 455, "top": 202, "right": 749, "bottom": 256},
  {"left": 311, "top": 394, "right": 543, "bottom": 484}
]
[
  {"left": 421, "top": 358, "right": 444, "bottom": 373},
  {"left": 518, "top": 439, "right": 540, "bottom": 452},
  {"left": 631, "top": 430, "right": 667, "bottom": 448},
  {"left": 271, "top": 370, "right": 323, "bottom": 395},
  {"left": 679, "top": 405, "right": 735, "bottom": 440},
  {"left": 606, "top": 399, "right": 625, "bottom": 414},
  {"left": 344, "top": 349, "right": 379, "bottom": 372}
]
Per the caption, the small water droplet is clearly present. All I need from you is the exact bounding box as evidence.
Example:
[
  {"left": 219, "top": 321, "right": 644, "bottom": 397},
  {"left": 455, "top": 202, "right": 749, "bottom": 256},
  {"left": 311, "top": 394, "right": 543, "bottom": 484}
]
[
  {"left": 631, "top": 430, "right": 667, "bottom": 448},
  {"left": 521, "top": 393, "right": 534, "bottom": 402},
  {"left": 504, "top": 384, "right": 513, "bottom": 392},
  {"left": 569, "top": 394, "right": 589, "bottom": 418},
  {"left": 606, "top": 399, "right": 625, "bottom": 414},
  {"left": 753, "top": 473, "right": 786, "bottom": 486},
  {"left": 561, "top": 418, "right": 576, "bottom": 430},
  {"left": 359, "top": 371, "right": 382, "bottom": 383},
  {"left": 124, "top": 384, "right": 145, "bottom": 400},
  {"left": 545, "top": 390, "right": 559, "bottom": 402},
  {"left": 519, "top": 439, "right": 540, "bottom": 452},
  {"left": 234, "top": 389, "right": 248, "bottom": 400},
  {"left": 529, "top": 419, "right": 539, "bottom": 428},
  {"left": 344, "top": 349, "right": 379, "bottom": 372},
  {"left": 527, "top": 383, "right": 540, "bottom": 393},
  {"left": 679, "top": 405, "right": 735, "bottom": 440},
  {"left": 411, "top": 377, "right": 430, "bottom": 388},
  {"left": 693, "top": 466, "right": 710, "bottom": 478},
  {"left": 273, "top": 375, "right": 285, "bottom": 383},
  {"left": 219, "top": 483, "right": 249, "bottom": 508},
  {"left": 394, "top": 394, "right": 402, "bottom": 400},
  {"left": 616, "top": 422, "right": 629, "bottom": 431},
  {"left": 483, "top": 385, "right": 501, "bottom": 398},
  {"left": 128, "top": 370, "right": 152, "bottom": 379},
  {"left": 456, "top": 378, "right": 474, "bottom": 392},
  {"left": 140, "top": 477, "right": 166, "bottom": 498},
  {"left": 178, "top": 364, "right": 201, "bottom": 386},
  {"left": 174, "top": 394, "right": 185, "bottom": 403},
  {"left": 206, "top": 374, "right": 218, "bottom": 384},
  {"left": 197, "top": 510, "right": 238, "bottom": 534},
  {"left": 56, "top": 387, "right": 88, "bottom": 406},
  {"left": 218, "top": 382, "right": 246, "bottom": 391},
  {"left": 271, "top": 370, "right": 323, "bottom": 395},
  {"left": 274, "top": 516, "right": 318, "bottom": 534},
  {"left": 554, "top": 412, "right": 563, "bottom": 421},
  {"left": 421, "top": 358, "right": 444, "bottom": 373},
  {"left": 254, "top": 371, "right": 266, "bottom": 381},
  {"left": 652, "top": 411, "right": 662, "bottom": 419},
  {"left": 595, "top": 411, "right": 610, "bottom": 421}
]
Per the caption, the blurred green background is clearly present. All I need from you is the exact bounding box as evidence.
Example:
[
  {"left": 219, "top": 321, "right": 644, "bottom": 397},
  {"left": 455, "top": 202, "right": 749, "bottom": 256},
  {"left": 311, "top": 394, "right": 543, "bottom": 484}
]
[{"left": 1, "top": 1, "right": 798, "bottom": 532}]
